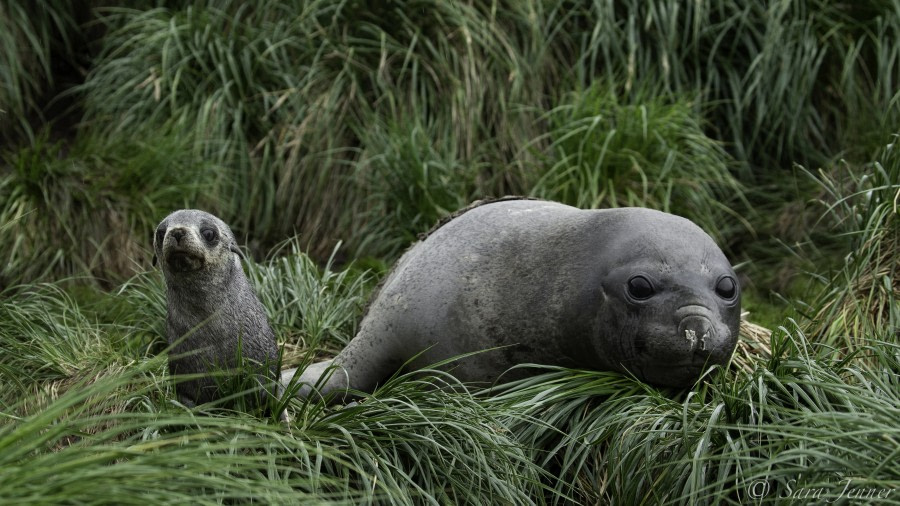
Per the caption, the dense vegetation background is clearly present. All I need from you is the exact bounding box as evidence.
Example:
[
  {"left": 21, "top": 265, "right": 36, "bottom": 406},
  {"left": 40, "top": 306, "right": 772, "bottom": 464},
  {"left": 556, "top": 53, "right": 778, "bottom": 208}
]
[{"left": 1, "top": 0, "right": 897, "bottom": 503}]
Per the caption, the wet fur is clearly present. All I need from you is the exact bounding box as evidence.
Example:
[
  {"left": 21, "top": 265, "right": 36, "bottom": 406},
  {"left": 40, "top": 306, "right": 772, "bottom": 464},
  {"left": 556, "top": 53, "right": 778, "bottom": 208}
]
[{"left": 154, "top": 210, "right": 280, "bottom": 411}]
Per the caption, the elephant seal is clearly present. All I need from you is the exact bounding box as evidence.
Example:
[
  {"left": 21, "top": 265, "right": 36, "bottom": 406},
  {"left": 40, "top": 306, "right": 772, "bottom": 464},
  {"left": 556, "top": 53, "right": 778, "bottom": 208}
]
[
  {"left": 153, "top": 209, "right": 281, "bottom": 413},
  {"left": 284, "top": 198, "right": 740, "bottom": 401}
]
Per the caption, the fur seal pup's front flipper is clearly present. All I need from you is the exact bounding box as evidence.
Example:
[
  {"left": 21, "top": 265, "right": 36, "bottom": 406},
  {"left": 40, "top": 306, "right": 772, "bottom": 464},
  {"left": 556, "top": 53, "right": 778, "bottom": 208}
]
[
  {"left": 289, "top": 198, "right": 741, "bottom": 403},
  {"left": 154, "top": 209, "right": 283, "bottom": 418}
]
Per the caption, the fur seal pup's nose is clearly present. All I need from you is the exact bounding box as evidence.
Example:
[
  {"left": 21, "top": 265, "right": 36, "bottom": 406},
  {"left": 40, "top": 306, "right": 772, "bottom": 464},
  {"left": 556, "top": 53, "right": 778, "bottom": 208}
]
[{"left": 170, "top": 228, "right": 186, "bottom": 244}]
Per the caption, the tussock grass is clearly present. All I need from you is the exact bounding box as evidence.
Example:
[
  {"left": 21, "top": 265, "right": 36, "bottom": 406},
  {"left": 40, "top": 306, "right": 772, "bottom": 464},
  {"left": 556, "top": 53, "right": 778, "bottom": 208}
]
[
  {"left": 78, "top": 2, "right": 356, "bottom": 257},
  {"left": 491, "top": 322, "right": 900, "bottom": 504},
  {"left": 2, "top": 0, "right": 899, "bottom": 503},
  {"left": 0, "top": 279, "right": 545, "bottom": 504},
  {"left": 352, "top": 114, "right": 486, "bottom": 258},
  {"left": 77, "top": 0, "right": 552, "bottom": 259},
  {"left": 247, "top": 241, "right": 373, "bottom": 353},
  {"left": 297, "top": 372, "right": 547, "bottom": 504},
  {"left": 803, "top": 136, "right": 900, "bottom": 347},
  {"left": 0, "top": 283, "right": 120, "bottom": 388},
  {"left": 0, "top": 183, "right": 64, "bottom": 290},
  {"left": 0, "top": 371, "right": 546, "bottom": 504},
  {"left": 0, "top": 0, "right": 83, "bottom": 142},
  {"left": 529, "top": 85, "right": 747, "bottom": 242},
  {"left": 0, "top": 366, "right": 371, "bottom": 503},
  {"left": 5, "top": 272, "right": 894, "bottom": 504},
  {"left": 9, "top": 0, "right": 896, "bottom": 273},
  {"left": 0, "top": 126, "right": 212, "bottom": 285},
  {"left": 564, "top": 0, "right": 900, "bottom": 168}
]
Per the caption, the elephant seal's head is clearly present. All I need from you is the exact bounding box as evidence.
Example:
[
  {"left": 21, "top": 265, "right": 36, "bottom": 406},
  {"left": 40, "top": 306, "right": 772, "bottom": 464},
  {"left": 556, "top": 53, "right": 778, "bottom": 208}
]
[{"left": 594, "top": 208, "right": 740, "bottom": 387}]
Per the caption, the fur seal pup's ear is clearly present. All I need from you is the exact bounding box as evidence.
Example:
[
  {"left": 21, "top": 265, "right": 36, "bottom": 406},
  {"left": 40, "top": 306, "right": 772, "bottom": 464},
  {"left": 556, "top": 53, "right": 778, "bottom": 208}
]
[
  {"left": 230, "top": 243, "right": 246, "bottom": 260},
  {"left": 151, "top": 231, "right": 158, "bottom": 266},
  {"left": 152, "top": 222, "right": 165, "bottom": 267}
]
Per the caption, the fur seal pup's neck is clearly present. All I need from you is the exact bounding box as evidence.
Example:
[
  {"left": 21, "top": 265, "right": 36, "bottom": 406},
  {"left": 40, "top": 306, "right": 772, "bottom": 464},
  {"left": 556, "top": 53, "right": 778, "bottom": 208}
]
[{"left": 164, "top": 258, "right": 242, "bottom": 320}]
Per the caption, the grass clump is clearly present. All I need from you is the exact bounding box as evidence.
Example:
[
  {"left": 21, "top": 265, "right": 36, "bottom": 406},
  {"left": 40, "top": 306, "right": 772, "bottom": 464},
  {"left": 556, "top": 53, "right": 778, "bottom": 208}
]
[
  {"left": 564, "top": 0, "right": 900, "bottom": 168},
  {"left": 491, "top": 322, "right": 900, "bottom": 504},
  {"left": 76, "top": 0, "right": 558, "bottom": 259},
  {"left": 0, "top": 280, "right": 546, "bottom": 504},
  {"left": 0, "top": 1, "right": 85, "bottom": 142},
  {"left": 802, "top": 136, "right": 900, "bottom": 346},
  {"left": 352, "top": 115, "right": 486, "bottom": 258},
  {"left": 0, "top": 126, "right": 212, "bottom": 286},
  {"left": 78, "top": 2, "right": 358, "bottom": 258},
  {"left": 1, "top": 232, "right": 897, "bottom": 504},
  {"left": 0, "top": 182, "right": 65, "bottom": 290},
  {"left": 0, "top": 283, "right": 121, "bottom": 396},
  {"left": 530, "top": 85, "right": 746, "bottom": 242},
  {"left": 246, "top": 242, "right": 374, "bottom": 354},
  {"left": 0, "top": 371, "right": 546, "bottom": 504},
  {"left": 0, "top": 366, "right": 366, "bottom": 504},
  {"left": 297, "top": 371, "right": 547, "bottom": 504}
]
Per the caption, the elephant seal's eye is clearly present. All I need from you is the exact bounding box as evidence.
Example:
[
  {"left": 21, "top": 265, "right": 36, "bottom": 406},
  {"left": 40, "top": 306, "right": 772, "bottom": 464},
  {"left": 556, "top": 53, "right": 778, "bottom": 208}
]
[
  {"left": 201, "top": 228, "right": 218, "bottom": 243},
  {"left": 715, "top": 276, "right": 737, "bottom": 300},
  {"left": 627, "top": 275, "right": 654, "bottom": 300}
]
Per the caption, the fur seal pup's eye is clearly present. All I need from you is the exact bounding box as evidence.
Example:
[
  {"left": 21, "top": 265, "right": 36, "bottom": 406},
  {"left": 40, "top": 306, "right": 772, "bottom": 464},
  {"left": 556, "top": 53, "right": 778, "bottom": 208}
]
[
  {"left": 201, "top": 228, "right": 218, "bottom": 243},
  {"left": 715, "top": 276, "right": 737, "bottom": 300},
  {"left": 155, "top": 226, "right": 166, "bottom": 246},
  {"left": 627, "top": 275, "right": 655, "bottom": 300}
]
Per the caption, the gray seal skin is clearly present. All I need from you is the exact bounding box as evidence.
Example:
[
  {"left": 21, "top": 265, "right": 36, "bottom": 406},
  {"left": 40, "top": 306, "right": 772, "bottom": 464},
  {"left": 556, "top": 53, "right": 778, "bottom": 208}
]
[
  {"left": 284, "top": 198, "right": 740, "bottom": 401},
  {"left": 153, "top": 209, "right": 280, "bottom": 410}
]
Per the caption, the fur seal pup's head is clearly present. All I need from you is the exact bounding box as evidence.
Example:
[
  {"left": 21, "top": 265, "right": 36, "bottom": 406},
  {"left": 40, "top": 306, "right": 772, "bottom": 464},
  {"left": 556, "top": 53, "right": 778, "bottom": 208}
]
[
  {"left": 152, "top": 209, "right": 243, "bottom": 281},
  {"left": 593, "top": 208, "right": 741, "bottom": 387}
]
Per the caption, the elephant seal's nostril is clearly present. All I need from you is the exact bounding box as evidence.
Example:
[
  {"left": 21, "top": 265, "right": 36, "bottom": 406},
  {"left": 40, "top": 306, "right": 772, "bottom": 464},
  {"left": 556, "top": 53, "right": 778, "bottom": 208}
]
[{"left": 679, "top": 315, "right": 714, "bottom": 353}]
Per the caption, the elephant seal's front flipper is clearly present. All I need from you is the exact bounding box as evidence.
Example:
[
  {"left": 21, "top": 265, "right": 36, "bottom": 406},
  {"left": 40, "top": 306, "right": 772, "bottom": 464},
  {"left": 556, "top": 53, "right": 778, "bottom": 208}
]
[
  {"left": 281, "top": 326, "right": 406, "bottom": 402},
  {"left": 281, "top": 360, "right": 343, "bottom": 400}
]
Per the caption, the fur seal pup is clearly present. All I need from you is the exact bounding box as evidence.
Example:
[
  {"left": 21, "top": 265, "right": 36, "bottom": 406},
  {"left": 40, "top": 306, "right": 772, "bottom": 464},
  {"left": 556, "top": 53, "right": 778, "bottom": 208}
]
[
  {"left": 285, "top": 198, "right": 740, "bottom": 401},
  {"left": 153, "top": 209, "right": 280, "bottom": 412}
]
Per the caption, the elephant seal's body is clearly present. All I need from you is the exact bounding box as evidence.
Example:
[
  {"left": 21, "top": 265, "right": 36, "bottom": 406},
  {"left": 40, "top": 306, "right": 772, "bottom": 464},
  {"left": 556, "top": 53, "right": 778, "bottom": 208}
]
[
  {"left": 285, "top": 199, "right": 740, "bottom": 401},
  {"left": 153, "top": 210, "right": 280, "bottom": 412}
]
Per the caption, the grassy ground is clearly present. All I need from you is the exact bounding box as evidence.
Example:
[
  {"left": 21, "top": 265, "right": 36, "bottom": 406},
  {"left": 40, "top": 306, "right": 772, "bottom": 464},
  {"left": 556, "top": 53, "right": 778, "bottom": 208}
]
[{"left": 1, "top": 0, "right": 898, "bottom": 503}]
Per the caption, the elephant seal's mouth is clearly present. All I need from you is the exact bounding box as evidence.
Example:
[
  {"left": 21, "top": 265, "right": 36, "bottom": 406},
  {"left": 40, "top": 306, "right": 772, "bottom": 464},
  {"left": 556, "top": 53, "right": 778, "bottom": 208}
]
[
  {"left": 631, "top": 353, "right": 717, "bottom": 388},
  {"left": 166, "top": 250, "right": 205, "bottom": 272}
]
